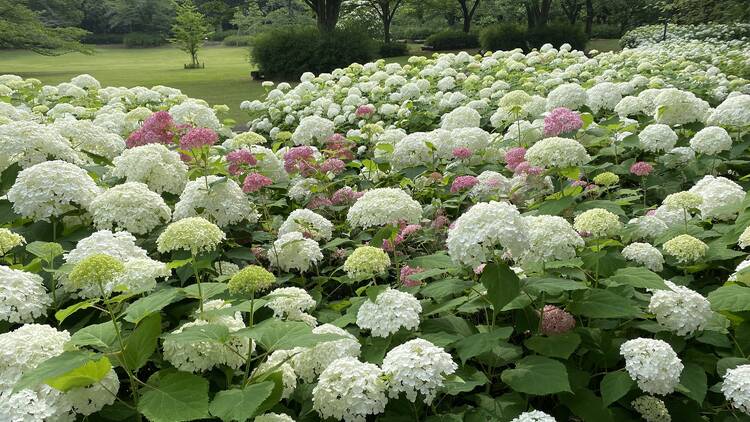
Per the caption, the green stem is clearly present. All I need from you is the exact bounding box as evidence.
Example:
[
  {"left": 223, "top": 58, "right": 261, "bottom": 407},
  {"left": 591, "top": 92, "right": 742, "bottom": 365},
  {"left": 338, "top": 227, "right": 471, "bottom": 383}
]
[
  {"left": 191, "top": 254, "right": 204, "bottom": 316},
  {"left": 242, "top": 295, "right": 255, "bottom": 386}
]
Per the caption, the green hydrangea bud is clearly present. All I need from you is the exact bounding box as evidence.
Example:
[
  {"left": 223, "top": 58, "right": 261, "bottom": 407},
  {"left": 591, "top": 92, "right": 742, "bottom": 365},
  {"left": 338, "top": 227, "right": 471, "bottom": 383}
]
[
  {"left": 69, "top": 254, "right": 125, "bottom": 290},
  {"left": 343, "top": 246, "right": 391, "bottom": 280},
  {"left": 228, "top": 265, "right": 276, "bottom": 296},
  {"left": 593, "top": 172, "right": 619, "bottom": 187}
]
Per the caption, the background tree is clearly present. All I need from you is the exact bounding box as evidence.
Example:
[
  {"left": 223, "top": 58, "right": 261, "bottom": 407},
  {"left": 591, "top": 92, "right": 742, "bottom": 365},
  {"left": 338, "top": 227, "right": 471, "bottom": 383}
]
[
  {"left": 524, "top": 0, "right": 553, "bottom": 28},
  {"left": 302, "top": 0, "right": 343, "bottom": 32},
  {"left": 560, "top": 0, "right": 581, "bottom": 24},
  {"left": 0, "top": 0, "right": 90, "bottom": 55},
  {"left": 358, "top": 0, "right": 407, "bottom": 43},
  {"left": 102, "top": 0, "right": 176, "bottom": 34},
  {"left": 170, "top": 0, "right": 212, "bottom": 68},
  {"left": 27, "top": 0, "right": 84, "bottom": 27},
  {"left": 456, "top": 0, "right": 480, "bottom": 32}
]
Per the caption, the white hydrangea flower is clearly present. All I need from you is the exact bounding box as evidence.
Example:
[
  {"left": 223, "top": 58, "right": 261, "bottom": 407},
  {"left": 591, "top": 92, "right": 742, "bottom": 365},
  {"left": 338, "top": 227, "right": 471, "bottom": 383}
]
[
  {"left": 313, "top": 357, "right": 387, "bottom": 422},
  {"left": 622, "top": 243, "right": 664, "bottom": 272},
  {"left": 638, "top": 124, "right": 678, "bottom": 153},
  {"left": 0, "top": 266, "right": 51, "bottom": 323},
  {"left": 631, "top": 396, "right": 671, "bottom": 422},
  {"left": 614, "top": 96, "right": 646, "bottom": 117},
  {"left": 522, "top": 215, "right": 583, "bottom": 264},
  {"left": 689, "top": 126, "right": 732, "bottom": 155},
  {"left": 586, "top": 82, "right": 622, "bottom": 114},
  {"left": 382, "top": 338, "right": 457, "bottom": 403},
  {"left": 573, "top": 208, "right": 622, "bottom": 238},
  {"left": 469, "top": 171, "right": 511, "bottom": 199},
  {"left": 525, "top": 137, "right": 591, "bottom": 168},
  {"left": 688, "top": 175, "right": 745, "bottom": 221},
  {"left": 90, "top": 182, "right": 171, "bottom": 234},
  {"left": 266, "top": 287, "right": 316, "bottom": 322},
  {"left": 648, "top": 280, "right": 712, "bottom": 336},
  {"left": 707, "top": 94, "right": 750, "bottom": 128},
  {"left": 511, "top": 410, "right": 557, "bottom": 422},
  {"left": 356, "top": 288, "right": 421, "bottom": 337},
  {"left": 722, "top": 364, "right": 750, "bottom": 415},
  {"left": 65, "top": 369, "right": 120, "bottom": 416},
  {"left": 255, "top": 413, "right": 296, "bottom": 422},
  {"left": 54, "top": 118, "right": 125, "bottom": 160},
  {"left": 110, "top": 143, "right": 188, "bottom": 194},
  {"left": 390, "top": 132, "right": 435, "bottom": 170},
  {"left": 290, "top": 323, "right": 361, "bottom": 382},
  {"left": 7, "top": 160, "right": 101, "bottom": 221},
  {"left": 447, "top": 201, "right": 529, "bottom": 267},
  {"left": 250, "top": 145, "right": 289, "bottom": 183},
  {"left": 214, "top": 261, "right": 240, "bottom": 276},
  {"left": 546, "top": 83, "right": 588, "bottom": 110},
  {"left": 347, "top": 188, "right": 422, "bottom": 229},
  {"left": 653, "top": 88, "right": 709, "bottom": 126},
  {"left": 292, "top": 115, "right": 335, "bottom": 145},
  {"left": 163, "top": 300, "right": 252, "bottom": 372},
  {"left": 739, "top": 226, "right": 750, "bottom": 249},
  {"left": 627, "top": 216, "right": 669, "bottom": 240},
  {"left": 169, "top": 99, "right": 222, "bottom": 131},
  {"left": 174, "top": 176, "right": 258, "bottom": 227},
  {"left": 440, "top": 106, "right": 481, "bottom": 129},
  {"left": 620, "top": 338, "right": 683, "bottom": 395},
  {"left": 0, "top": 120, "right": 82, "bottom": 172},
  {"left": 278, "top": 209, "right": 334, "bottom": 241},
  {"left": 253, "top": 350, "right": 298, "bottom": 398},
  {"left": 268, "top": 231, "right": 323, "bottom": 273}
]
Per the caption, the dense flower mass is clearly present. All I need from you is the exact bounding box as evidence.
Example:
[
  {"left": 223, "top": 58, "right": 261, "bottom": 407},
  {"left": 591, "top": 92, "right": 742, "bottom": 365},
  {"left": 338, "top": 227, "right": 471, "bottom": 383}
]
[{"left": 2, "top": 27, "right": 750, "bottom": 420}]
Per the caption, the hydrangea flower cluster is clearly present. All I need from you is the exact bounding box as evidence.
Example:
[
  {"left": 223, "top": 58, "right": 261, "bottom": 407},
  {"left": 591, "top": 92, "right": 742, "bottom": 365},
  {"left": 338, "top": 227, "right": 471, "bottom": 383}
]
[
  {"left": 356, "top": 289, "right": 421, "bottom": 337},
  {"left": 620, "top": 338, "right": 683, "bottom": 395}
]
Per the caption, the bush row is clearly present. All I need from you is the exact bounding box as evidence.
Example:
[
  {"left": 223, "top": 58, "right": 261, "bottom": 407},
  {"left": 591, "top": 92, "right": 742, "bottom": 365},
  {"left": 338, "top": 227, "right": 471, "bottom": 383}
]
[{"left": 480, "top": 23, "right": 589, "bottom": 52}]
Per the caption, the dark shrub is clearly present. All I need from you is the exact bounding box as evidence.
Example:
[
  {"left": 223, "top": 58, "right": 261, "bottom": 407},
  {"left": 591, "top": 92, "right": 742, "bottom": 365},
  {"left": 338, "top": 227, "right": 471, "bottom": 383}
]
[
  {"left": 252, "top": 27, "right": 376, "bottom": 78},
  {"left": 208, "top": 30, "right": 232, "bottom": 41},
  {"left": 425, "top": 29, "right": 479, "bottom": 51},
  {"left": 591, "top": 24, "right": 622, "bottom": 39},
  {"left": 479, "top": 24, "right": 527, "bottom": 52},
  {"left": 527, "top": 23, "right": 588, "bottom": 51},
  {"left": 391, "top": 25, "right": 438, "bottom": 41},
  {"left": 378, "top": 42, "right": 409, "bottom": 58},
  {"left": 82, "top": 33, "right": 124, "bottom": 45},
  {"left": 123, "top": 32, "right": 166, "bottom": 48},
  {"left": 223, "top": 35, "right": 254, "bottom": 47}
]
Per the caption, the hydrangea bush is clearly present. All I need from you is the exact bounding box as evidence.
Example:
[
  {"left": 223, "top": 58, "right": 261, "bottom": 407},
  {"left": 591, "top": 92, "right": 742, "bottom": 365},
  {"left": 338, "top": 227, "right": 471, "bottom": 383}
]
[{"left": 1, "top": 28, "right": 750, "bottom": 421}]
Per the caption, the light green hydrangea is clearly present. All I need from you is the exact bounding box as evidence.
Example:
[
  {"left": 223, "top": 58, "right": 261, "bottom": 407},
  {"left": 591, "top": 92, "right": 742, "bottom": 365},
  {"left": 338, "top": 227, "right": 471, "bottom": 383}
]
[
  {"left": 156, "top": 217, "right": 225, "bottom": 254},
  {"left": 343, "top": 246, "right": 391, "bottom": 280},
  {"left": 631, "top": 395, "right": 671, "bottom": 422},
  {"left": 228, "top": 265, "right": 276, "bottom": 296},
  {"left": 68, "top": 254, "right": 125, "bottom": 292},
  {"left": 593, "top": 172, "right": 620, "bottom": 186},
  {"left": 573, "top": 208, "right": 622, "bottom": 238},
  {"left": 663, "top": 234, "right": 708, "bottom": 263},
  {"left": 663, "top": 191, "right": 703, "bottom": 210},
  {"left": 0, "top": 228, "right": 25, "bottom": 254},
  {"left": 525, "top": 137, "right": 591, "bottom": 169},
  {"left": 739, "top": 226, "right": 750, "bottom": 249}
]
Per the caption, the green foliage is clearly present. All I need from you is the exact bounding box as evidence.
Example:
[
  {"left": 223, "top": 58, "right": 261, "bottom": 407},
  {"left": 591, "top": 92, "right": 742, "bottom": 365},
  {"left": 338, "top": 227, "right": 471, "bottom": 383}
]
[
  {"left": 251, "top": 26, "right": 376, "bottom": 77},
  {"left": 138, "top": 371, "right": 210, "bottom": 422},
  {"left": 170, "top": 0, "right": 213, "bottom": 67},
  {"left": 222, "top": 34, "right": 253, "bottom": 46},
  {"left": 0, "top": 0, "right": 90, "bottom": 55},
  {"left": 81, "top": 32, "right": 124, "bottom": 44},
  {"left": 123, "top": 32, "right": 167, "bottom": 48},
  {"left": 378, "top": 41, "right": 409, "bottom": 58},
  {"left": 526, "top": 23, "right": 589, "bottom": 51},
  {"left": 425, "top": 29, "right": 479, "bottom": 50},
  {"left": 479, "top": 24, "right": 527, "bottom": 52}
]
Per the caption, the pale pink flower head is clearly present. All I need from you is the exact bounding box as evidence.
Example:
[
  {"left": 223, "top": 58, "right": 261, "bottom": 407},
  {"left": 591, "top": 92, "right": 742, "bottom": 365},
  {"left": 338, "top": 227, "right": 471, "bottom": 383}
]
[
  {"left": 284, "top": 146, "right": 317, "bottom": 175},
  {"left": 331, "top": 187, "right": 363, "bottom": 205},
  {"left": 431, "top": 215, "right": 450, "bottom": 230},
  {"left": 179, "top": 127, "right": 218, "bottom": 150},
  {"left": 540, "top": 305, "right": 576, "bottom": 335},
  {"left": 242, "top": 172, "right": 273, "bottom": 193},
  {"left": 251, "top": 246, "right": 267, "bottom": 261},
  {"left": 227, "top": 149, "right": 257, "bottom": 175},
  {"left": 325, "top": 135, "right": 355, "bottom": 160},
  {"left": 504, "top": 147, "right": 527, "bottom": 170},
  {"left": 544, "top": 107, "right": 583, "bottom": 137},
  {"left": 320, "top": 158, "right": 346, "bottom": 174},
  {"left": 400, "top": 266, "right": 424, "bottom": 287},
  {"left": 646, "top": 209, "right": 657, "bottom": 216},
  {"left": 473, "top": 263, "right": 486, "bottom": 275},
  {"left": 452, "top": 147, "right": 472, "bottom": 160},
  {"left": 450, "top": 175, "right": 479, "bottom": 193},
  {"left": 126, "top": 111, "right": 177, "bottom": 148},
  {"left": 514, "top": 161, "right": 543, "bottom": 175},
  {"left": 630, "top": 161, "right": 654, "bottom": 177},
  {"left": 307, "top": 196, "right": 332, "bottom": 210},
  {"left": 571, "top": 179, "right": 588, "bottom": 187},
  {"left": 355, "top": 104, "right": 375, "bottom": 117},
  {"left": 400, "top": 224, "right": 421, "bottom": 238},
  {"left": 429, "top": 172, "right": 443, "bottom": 183}
]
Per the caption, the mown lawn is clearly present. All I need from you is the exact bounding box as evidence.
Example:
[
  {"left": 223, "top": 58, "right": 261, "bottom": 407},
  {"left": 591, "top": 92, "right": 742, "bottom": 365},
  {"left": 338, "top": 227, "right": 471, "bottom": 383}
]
[{"left": 0, "top": 39, "right": 620, "bottom": 123}]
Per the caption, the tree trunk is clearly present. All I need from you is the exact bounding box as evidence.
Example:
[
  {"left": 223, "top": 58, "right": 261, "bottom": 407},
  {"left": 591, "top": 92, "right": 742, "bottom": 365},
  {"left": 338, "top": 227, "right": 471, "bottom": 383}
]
[
  {"left": 307, "top": 0, "right": 341, "bottom": 33},
  {"left": 382, "top": 1, "right": 391, "bottom": 44},
  {"left": 585, "top": 0, "right": 594, "bottom": 37},
  {"left": 458, "top": 0, "right": 480, "bottom": 33}
]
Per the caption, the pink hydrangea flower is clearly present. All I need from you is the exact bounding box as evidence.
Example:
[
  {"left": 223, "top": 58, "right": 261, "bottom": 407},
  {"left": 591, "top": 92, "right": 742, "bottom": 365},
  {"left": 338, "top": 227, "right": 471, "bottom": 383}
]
[
  {"left": 429, "top": 172, "right": 443, "bottom": 183},
  {"left": 251, "top": 246, "right": 266, "bottom": 261},
  {"left": 325, "top": 135, "right": 355, "bottom": 160},
  {"left": 630, "top": 161, "right": 654, "bottom": 177},
  {"left": 473, "top": 264, "right": 486, "bottom": 275},
  {"left": 450, "top": 175, "right": 479, "bottom": 193},
  {"left": 307, "top": 196, "right": 333, "bottom": 209},
  {"left": 431, "top": 215, "right": 450, "bottom": 230},
  {"left": 283, "top": 146, "right": 317, "bottom": 175},
  {"left": 320, "top": 158, "right": 346, "bottom": 174},
  {"left": 355, "top": 104, "right": 375, "bottom": 117},
  {"left": 540, "top": 305, "right": 576, "bottom": 335},
  {"left": 543, "top": 107, "right": 583, "bottom": 137},
  {"left": 126, "top": 111, "right": 177, "bottom": 148},
  {"left": 400, "top": 266, "right": 424, "bottom": 287},
  {"left": 242, "top": 172, "right": 273, "bottom": 193},
  {"left": 227, "top": 149, "right": 257, "bottom": 175},
  {"left": 331, "top": 187, "right": 364, "bottom": 205},
  {"left": 400, "top": 224, "right": 421, "bottom": 237},
  {"left": 179, "top": 127, "right": 218, "bottom": 150},
  {"left": 504, "top": 147, "right": 527, "bottom": 170},
  {"left": 571, "top": 180, "right": 588, "bottom": 187},
  {"left": 452, "top": 147, "right": 472, "bottom": 159},
  {"left": 514, "top": 161, "right": 544, "bottom": 175}
]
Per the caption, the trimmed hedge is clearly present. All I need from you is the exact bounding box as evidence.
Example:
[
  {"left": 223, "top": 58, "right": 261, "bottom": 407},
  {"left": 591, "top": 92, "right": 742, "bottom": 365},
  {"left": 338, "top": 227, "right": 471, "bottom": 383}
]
[
  {"left": 82, "top": 33, "right": 124, "bottom": 45},
  {"left": 378, "top": 42, "right": 409, "bottom": 58},
  {"left": 252, "top": 27, "right": 376, "bottom": 77},
  {"left": 479, "top": 24, "right": 527, "bottom": 52},
  {"left": 425, "top": 30, "right": 479, "bottom": 50},
  {"left": 480, "top": 23, "right": 588, "bottom": 52},
  {"left": 223, "top": 35, "right": 254, "bottom": 47},
  {"left": 123, "top": 32, "right": 166, "bottom": 48}
]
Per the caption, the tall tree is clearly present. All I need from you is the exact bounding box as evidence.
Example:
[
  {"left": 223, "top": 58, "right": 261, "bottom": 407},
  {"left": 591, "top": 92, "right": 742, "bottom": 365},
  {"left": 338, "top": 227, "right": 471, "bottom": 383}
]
[
  {"left": 360, "top": 0, "right": 406, "bottom": 43},
  {"left": 456, "top": 0, "right": 480, "bottom": 32},
  {"left": 0, "top": 0, "right": 90, "bottom": 55},
  {"left": 560, "top": 0, "right": 582, "bottom": 24},
  {"left": 170, "top": 0, "right": 212, "bottom": 68},
  {"left": 302, "top": 0, "right": 343, "bottom": 32},
  {"left": 585, "top": 0, "right": 593, "bottom": 36},
  {"left": 524, "top": 0, "right": 553, "bottom": 28}
]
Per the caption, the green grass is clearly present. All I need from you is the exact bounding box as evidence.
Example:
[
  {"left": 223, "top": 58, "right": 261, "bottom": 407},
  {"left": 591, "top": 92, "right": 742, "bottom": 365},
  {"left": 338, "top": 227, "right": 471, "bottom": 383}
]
[
  {"left": 587, "top": 38, "right": 622, "bottom": 52},
  {"left": 0, "top": 44, "right": 262, "bottom": 123}
]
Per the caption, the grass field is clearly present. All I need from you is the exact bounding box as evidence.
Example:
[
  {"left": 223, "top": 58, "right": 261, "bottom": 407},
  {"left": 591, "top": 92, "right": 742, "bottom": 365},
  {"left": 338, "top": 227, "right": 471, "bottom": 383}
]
[{"left": 0, "top": 39, "right": 621, "bottom": 124}]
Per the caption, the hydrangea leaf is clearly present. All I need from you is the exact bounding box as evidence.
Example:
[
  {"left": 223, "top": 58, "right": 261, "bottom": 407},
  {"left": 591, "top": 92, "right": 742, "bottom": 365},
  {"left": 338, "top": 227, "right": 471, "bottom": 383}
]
[
  {"left": 138, "top": 371, "right": 209, "bottom": 422},
  {"left": 209, "top": 382, "right": 276, "bottom": 422},
  {"left": 46, "top": 356, "right": 111, "bottom": 392},
  {"left": 600, "top": 371, "right": 634, "bottom": 406},
  {"left": 501, "top": 356, "right": 572, "bottom": 395}
]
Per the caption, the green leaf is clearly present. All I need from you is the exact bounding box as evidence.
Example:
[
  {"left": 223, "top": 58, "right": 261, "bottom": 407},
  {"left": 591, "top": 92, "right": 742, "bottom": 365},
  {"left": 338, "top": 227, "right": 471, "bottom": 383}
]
[
  {"left": 184, "top": 282, "right": 227, "bottom": 300},
  {"left": 522, "top": 278, "right": 587, "bottom": 295},
  {"left": 420, "top": 278, "right": 473, "bottom": 299},
  {"left": 123, "top": 287, "right": 184, "bottom": 324},
  {"left": 370, "top": 225, "right": 397, "bottom": 248},
  {"left": 559, "top": 388, "right": 614, "bottom": 422},
  {"left": 441, "top": 367, "right": 489, "bottom": 395},
  {"left": 123, "top": 313, "right": 161, "bottom": 371},
  {"left": 14, "top": 351, "right": 99, "bottom": 392},
  {"left": 166, "top": 323, "right": 230, "bottom": 344},
  {"left": 708, "top": 285, "right": 750, "bottom": 312},
  {"left": 408, "top": 253, "right": 455, "bottom": 269},
  {"left": 481, "top": 262, "right": 520, "bottom": 313},
  {"left": 237, "top": 320, "right": 346, "bottom": 351},
  {"left": 138, "top": 371, "right": 210, "bottom": 422},
  {"left": 209, "top": 382, "right": 276, "bottom": 422},
  {"left": 524, "top": 332, "right": 581, "bottom": 359},
  {"left": 500, "top": 356, "right": 571, "bottom": 395},
  {"left": 717, "top": 357, "right": 750, "bottom": 377},
  {"left": 568, "top": 289, "right": 641, "bottom": 319},
  {"left": 600, "top": 371, "right": 633, "bottom": 407},
  {"left": 677, "top": 363, "right": 707, "bottom": 404},
  {"left": 167, "top": 258, "right": 193, "bottom": 270},
  {"left": 70, "top": 321, "right": 119, "bottom": 351},
  {"left": 366, "top": 285, "right": 389, "bottom": 302},
  {"left": 453, "top": 328, "right": 514, "bottom": 363},
  {"left": 55, "top": 299, "right": 99, "bottom": 323},
  {"left": 46, "top": 357, "right": 111, "bottom": 392},
  {"left": 25, "top": 241, "right": 64, "bottom": 262},
  {"left": 607, "top": 267, "right": 667, "bottom": 290}
]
